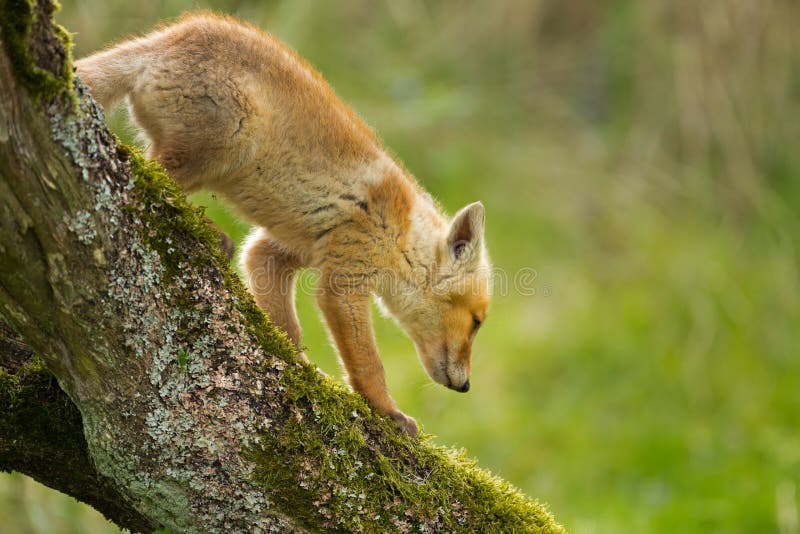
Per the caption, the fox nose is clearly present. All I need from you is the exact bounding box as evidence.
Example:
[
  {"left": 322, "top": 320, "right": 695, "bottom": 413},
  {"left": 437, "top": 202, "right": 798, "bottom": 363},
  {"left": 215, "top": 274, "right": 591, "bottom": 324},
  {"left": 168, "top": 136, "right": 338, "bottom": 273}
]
[{"left": 456, "top": 379, "right": 470, "bottom": 393}]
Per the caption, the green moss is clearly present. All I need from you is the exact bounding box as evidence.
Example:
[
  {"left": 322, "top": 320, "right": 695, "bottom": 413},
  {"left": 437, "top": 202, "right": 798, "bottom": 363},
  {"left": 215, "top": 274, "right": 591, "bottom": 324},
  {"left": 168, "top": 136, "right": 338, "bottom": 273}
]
[
  {"left": 245, "top": 360, "right": 564, "bottom": 532},
  {"left": 0, "top": 355, "right": 46, "bottom": 400},
  {"left": 121, "top": 147, "right": 223, "bottom": 274},
  {"left": 0, "top": 356, "right": 74, "bottom": 441},
  {"left": 0, "top": 0, "right": 73, "bottom": 102},
  {"left": 116, "top": 143, "right": 297, "bottom": 363},
  {"left": 177, "top": 348, "right": 188, "bottom": 369}
]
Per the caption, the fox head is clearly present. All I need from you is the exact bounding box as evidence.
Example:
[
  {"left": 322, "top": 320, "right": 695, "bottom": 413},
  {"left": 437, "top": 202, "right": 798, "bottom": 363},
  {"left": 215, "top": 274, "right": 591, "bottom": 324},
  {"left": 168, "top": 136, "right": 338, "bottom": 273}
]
[{"left": 381, "top": 202, "right": 491, "bottom": 393}]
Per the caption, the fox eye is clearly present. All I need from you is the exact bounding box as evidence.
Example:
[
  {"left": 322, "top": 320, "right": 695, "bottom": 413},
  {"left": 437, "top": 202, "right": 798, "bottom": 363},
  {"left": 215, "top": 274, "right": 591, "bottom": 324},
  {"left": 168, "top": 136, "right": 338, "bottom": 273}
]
[{"left": 472, "top": 314, "right": 482, "bottom": 333}]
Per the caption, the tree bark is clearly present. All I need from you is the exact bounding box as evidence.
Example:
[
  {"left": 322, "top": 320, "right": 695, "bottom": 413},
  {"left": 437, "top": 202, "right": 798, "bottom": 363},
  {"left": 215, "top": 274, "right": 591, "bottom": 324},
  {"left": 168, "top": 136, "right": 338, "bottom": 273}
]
[
  {"left": 0, "top": 320, "right": 155, "bottom": 531},
  {"left": 0, "top": 1, "right": 564, "bottom": 532}
]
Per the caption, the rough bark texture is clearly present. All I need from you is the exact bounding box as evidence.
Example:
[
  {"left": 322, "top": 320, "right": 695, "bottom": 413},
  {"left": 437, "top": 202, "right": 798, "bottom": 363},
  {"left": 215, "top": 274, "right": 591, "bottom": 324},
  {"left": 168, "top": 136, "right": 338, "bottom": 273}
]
[
  {"left": 0, "top": 320, "right": 155, "bottom": 532},
  {"left": 0, "top": 1, "right": 564, "bottom": 532}
]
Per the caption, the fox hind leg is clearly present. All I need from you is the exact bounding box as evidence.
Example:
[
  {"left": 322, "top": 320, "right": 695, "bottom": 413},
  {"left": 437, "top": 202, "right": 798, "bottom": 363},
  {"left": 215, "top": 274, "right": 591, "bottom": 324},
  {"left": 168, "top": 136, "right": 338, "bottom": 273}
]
[{"left": 241, "top": 228, "right": 307, "bottom": 361}]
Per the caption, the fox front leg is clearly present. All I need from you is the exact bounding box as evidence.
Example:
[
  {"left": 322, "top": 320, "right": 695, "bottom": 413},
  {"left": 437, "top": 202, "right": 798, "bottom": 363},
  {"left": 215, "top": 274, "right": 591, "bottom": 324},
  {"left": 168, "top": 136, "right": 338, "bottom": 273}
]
[{"left": 316, "top": 281, "right": 418, "bottom": 437}]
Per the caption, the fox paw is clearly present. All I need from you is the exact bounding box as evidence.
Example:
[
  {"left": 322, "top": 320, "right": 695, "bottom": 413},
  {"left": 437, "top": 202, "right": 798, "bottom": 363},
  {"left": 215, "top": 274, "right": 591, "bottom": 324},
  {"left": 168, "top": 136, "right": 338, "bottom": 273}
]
[
  {"left": 209, "top": 223, "right": 235, "bottom": 261},
  {"left": 390, "top": 411, "right": 419, "bottom": 438}
]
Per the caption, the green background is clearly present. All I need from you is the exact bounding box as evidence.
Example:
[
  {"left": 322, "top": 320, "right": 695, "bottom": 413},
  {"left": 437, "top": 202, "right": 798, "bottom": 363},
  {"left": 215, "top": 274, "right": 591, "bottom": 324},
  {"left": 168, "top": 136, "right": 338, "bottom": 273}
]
[{"left": 3, "top": 1, "right": 799, "bottom": 532}]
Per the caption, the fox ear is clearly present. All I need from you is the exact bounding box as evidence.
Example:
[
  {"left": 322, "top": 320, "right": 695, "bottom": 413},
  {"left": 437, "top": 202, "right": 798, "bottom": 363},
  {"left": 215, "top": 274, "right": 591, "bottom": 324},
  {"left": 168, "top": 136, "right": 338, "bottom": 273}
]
[{"left": 446, "top": 201, "right": 485, "bottom": 264}]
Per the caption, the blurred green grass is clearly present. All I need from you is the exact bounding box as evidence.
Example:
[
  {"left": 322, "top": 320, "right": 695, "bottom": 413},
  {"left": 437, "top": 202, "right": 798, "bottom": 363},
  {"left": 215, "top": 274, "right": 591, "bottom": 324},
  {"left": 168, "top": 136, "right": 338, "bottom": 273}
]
[
  {"left": 0, "top": 473, "right": 119, "bottom": 533},
  {"left": 3, "top": 1, "right": 799, "bottom": 532}
]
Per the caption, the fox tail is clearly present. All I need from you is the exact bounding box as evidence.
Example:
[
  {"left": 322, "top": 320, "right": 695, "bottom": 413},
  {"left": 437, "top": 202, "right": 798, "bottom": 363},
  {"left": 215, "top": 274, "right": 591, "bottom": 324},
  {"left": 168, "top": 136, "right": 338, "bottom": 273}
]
[{"left": 75, "top": 37, "right": 154, "bottom": 110}]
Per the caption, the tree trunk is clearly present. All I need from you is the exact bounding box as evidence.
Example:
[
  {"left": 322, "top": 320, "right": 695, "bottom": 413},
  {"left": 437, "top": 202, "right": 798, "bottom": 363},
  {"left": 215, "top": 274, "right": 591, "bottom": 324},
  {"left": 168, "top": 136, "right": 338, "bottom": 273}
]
[{"left": 0, "top": 1, "right": 564, "bottom": 532}]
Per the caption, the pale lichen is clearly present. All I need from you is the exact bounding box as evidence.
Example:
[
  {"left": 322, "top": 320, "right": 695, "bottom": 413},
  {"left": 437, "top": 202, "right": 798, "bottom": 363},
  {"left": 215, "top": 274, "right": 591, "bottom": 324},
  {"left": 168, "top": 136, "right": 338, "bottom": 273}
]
[
  {"left": 64, "top": 209, "right": 97, "bottom": 244},
  {"left": 0, "top": 0, "right": 73, "bottom": 102}
]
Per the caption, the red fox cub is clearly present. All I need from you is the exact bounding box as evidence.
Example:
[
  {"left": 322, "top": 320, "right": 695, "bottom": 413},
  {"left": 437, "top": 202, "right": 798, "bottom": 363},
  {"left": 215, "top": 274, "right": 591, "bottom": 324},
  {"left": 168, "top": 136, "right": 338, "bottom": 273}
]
[{"left": 76, "top": 13, "right": 491, "bottom": 436}]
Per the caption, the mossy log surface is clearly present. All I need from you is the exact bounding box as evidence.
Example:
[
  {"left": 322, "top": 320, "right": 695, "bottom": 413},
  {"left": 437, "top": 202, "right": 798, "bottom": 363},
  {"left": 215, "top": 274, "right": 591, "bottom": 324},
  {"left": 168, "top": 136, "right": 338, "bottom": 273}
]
[{"left": 0, "top": 0, "right": 564, "bottom": 532}]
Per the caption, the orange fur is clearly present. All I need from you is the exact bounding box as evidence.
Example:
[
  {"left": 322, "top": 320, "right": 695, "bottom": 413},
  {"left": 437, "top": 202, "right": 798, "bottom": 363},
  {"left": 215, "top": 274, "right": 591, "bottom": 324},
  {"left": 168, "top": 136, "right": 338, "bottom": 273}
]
[{"left": 76, "top": 13, "right": 492, "bottom": 437}]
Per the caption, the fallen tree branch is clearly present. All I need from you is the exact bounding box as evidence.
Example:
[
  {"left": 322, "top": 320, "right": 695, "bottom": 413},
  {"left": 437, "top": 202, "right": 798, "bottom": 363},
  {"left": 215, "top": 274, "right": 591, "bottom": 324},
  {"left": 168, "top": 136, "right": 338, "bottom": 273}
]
[{"left": 0, "top": 1, "right": 563, "bottom": 531}]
